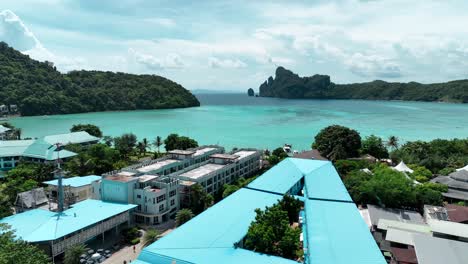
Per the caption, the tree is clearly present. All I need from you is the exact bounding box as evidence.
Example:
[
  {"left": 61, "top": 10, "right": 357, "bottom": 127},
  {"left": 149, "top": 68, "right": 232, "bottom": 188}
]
[
  {"left": 313, "top": 125, "right": 361, "bottom": 161},
  {"left": 154, "top": 136, "right": 162, "bottom": 154},
  {"left": 0, "top": 184, "right": 13, "bottom": 218},
  {"left": 114, "top": 133, "right": 137, "bottom": 158},
  {"left": 176, "top": 208, "right": 195, "bottom": 226},
  {"left": 142, "top": 138, "right": 149, "bottom": 155},
  {"left": 70, "top": 124, "right": 102, "bottom": 137},
  {"left": 222, "top": 184, "right": 240, "bottom": 198},
  {"left": 102, "top": 136, "right": 113, "bottom": 146},
  {"left": 143, "top": 228, "right": 160, "bottom": 247},
  {"left": 64, "top": 243, "right": 88, "bottom": 264},
  {"left": 189, "top": 184, "right": 212, "bottom": 214},
  {"left": 278, "top": 195, "right": 302, "bottom": 224},
  {"left": 0, "top": 224, "right": 50, "bottom": 264},
  {"left": 409, "top": 165, "right": 433, "bottom": 183},
  {"left": 137, "top": 142, "right": 146, "bottom": 157},
  {"left": 387, "top": 135, "right": 399, "bottom": 150},
  {"left": 360, "top": 135, "right": 389, "bottom": 159},
  {"left": 65, "top": 144, "right": 121, "bottom": 175},
  {"left": 164, "top": 134, "right": 198, "bottom": 151},
  {"left": 272, "top": 147, "right": 288, "bottom": 159}
]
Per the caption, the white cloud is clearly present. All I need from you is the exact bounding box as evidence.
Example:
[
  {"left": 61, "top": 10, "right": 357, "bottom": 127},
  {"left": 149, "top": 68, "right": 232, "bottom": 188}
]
[
  {"left": 208, "top": 57, "right": 247, "bottom": 69},
  {"left": 345, "top": 53, "right": 402, "bottom": 78},
  {"left": 144, "top": 17, "right": 176, "bottom": 28},
  {"left": 128, "top": 48, "right": 185, "bottom": 70}
]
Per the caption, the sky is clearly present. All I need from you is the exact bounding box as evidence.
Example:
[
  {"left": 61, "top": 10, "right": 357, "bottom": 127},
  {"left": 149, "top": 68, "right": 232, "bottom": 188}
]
[{"left": 1, "top": 0, "right": 468, "bottom": 91}]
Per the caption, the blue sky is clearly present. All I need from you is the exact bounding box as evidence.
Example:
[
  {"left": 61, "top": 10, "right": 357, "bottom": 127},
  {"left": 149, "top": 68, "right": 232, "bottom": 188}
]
[{"left": 1, "top": 0, "right": 468, "bottom": 91}]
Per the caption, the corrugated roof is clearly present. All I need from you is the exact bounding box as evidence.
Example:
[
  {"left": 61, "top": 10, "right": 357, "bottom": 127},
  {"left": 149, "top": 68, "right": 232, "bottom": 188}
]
[
  {"left": 385, "top": 227, "right": 429, "bottom": 246},
  {"left": 0, "top": 139, "right": 35, "bottom": 157},
  {"left": 413, "top": 234, "right": 468, "bottom": 264},
  {"left": 43, "top": 175, "right": 101, "bottom": 188},
  {"left": 391, "top": 247, "right": 418, "bottom": 264},
  {"left": 367, "top": 204, "right": 424, "bottom": 226},
  {"left": 43, "top": 131, "right": 100, "bottom": 145},
  {"left": 0, "top": 199, "right": 136, "bottom": 242},
  {"left": 22, "top": 139, "right": 77, "bottom": 161},
  {"left": 446, "top": 204, "right": 468, "bottom": 223},
  {"left": 304, "top": 162, "right": 352, "bottom": 202},
  {"left": 427, "top": 219, "right": 468, "bottom": 238},
  {"left": 377, "top": 219, "right": 431, "bottom": 233}
]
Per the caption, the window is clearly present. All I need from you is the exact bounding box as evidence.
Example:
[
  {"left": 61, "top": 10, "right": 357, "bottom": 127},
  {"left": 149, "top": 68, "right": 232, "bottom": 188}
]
[
  {"left": 170, "top": 199, "right": 175, "bottom": 206},
  {"left": 157, "top": 194, "right": 166, "bottom": 203},
  {"left": 153, "top": 198, "right": 155, "bottom": 204},
  {"left": 159, "top": 204, "right": 165, "bottom": 212},
  {"left": 137, "top": 195, "right": 141, "bottom": 199},
  {"left": 169, "top": 190, "right": 176, "bottom": 197}
]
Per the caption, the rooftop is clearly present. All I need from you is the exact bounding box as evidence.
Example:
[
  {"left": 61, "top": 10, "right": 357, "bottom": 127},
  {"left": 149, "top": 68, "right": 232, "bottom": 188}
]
[
  {"left": 104, "top": 175, "right": 136, "bottom": 183},
  {"left": 367, "top": 204, "right": 424, "bottom": 226},
  {"left": 194, "top": 147, "right": 217, "bottom": 157},
  {"left": 0, "top": 139, "right": 35, "bottom": 157},
  {"left": 0, "top": 199, "right": 137, "bottom": 242},
  {"left": 0, "top": 125, "right": 11, "bottom": 133},
  {"left": 43, "top": 175, "right": 101, "bottom": 188},
  {"left": 210, "top": 153, "right": 239, "bottom": 160},
  {"left": 22, "top": 139, "right": 77, "bottom": 161},
  {"left": 138, "top": 158, "right": 386, "bottom": 264},
  {"left": 136, "top": 159, "right": 179, "bottom": 173},
  {"left": 293, "top": 149, "right": 328, "bottom": 161},
  {"left": 138, "top": 175, "right": 159, "bottom": 183},
  {"left": 168, "top": 149, "right": 196, "bottom": 155},
  {"left": 446, "top": 204, "right": 468, "bottom": 223},
  {"left": 231, "top": 150, "right": 257, "bottom": 160},
  {"left": 42, "top": 131, "right": 100, "bottom": 145},
  {"left": 179, "top": 163, "right": 226, "bottom": 180},
  {"left": 412, "top": 234, "right": 468, "bottom": 264}
]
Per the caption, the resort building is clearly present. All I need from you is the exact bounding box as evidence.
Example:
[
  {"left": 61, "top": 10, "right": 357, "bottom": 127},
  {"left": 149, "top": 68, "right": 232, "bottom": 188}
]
[
  {"left": 0, "top": 131, "right": 99, "bottom": 171},
  {"left": 432, "top": 170, "right": 468, "bottom": 202},
  {"left": 0, "top": 199, "right": 137, "bottom": 258},
  {"left": 15, "top": 187, "right": 48, "bottom": 213},
  {"left": 136, "top": 158, "right": 386, "bottom": 264},
  {"left": 97, "top": 173, "right": 180, "bottom": 225},
  {"left": 175, "top": 149, "right": 261, "bottom": 200},
  {"left": 43, "top": 175, "right": 101, "bottom": 204}
]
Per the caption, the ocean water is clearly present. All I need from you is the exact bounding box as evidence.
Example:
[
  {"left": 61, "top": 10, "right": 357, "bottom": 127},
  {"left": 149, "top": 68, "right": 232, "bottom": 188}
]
[{"left": 9, "top": 94, "right": 468, "bottom": 151}]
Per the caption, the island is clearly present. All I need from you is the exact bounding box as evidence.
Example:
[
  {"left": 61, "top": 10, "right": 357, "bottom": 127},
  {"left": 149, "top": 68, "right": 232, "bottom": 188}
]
[
  {"left": 0, "top": 42, "right": 200, "bottom": 116},
  {"left": 259, "top": 66, "right": 468, "bottom": 103},
  {"left": 247, "top": 88, "right": 254, "bottom": 96}
]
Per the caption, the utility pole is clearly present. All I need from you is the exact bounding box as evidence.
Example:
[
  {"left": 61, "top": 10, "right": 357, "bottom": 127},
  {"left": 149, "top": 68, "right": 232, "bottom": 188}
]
[{"left": 53, "top": 143, "right": 64, "bottom": 212}]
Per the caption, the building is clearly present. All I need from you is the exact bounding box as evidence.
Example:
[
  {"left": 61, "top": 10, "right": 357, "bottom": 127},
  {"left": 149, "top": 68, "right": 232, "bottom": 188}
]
[
  {"left": 0, "top": 124, "right": 12, "bottom": 140},
  {"left": 0, "top": 199, "right": 137, "bottom": 258},
  {"left": 43, "top": 175, "right": 101, "bottom": 204},
  {"left": 432, "top": 170, "right": 468, "bottom": 202},
  {"left": 136, "top": 158, "right": 386, "bottom": 264},
  {"left": 175, "top": 149, "right": 261, "bottom": 200},
  {"left": 445, "top": 204, "right": 468, "bottom": 223},
  {"left": 15, "top": 187, "right": 48, "bottom": 213},
  {"left": 0, "top": 131, "right": 99, "bottom": 171},
  {"left": 367, "top": 204, "right": 425, "bottom": 230},
  {"left": 98, "top": 173, "right": 180, "bottom": 225},
  {"left": 293, "top": 149, "right": 328, "bottom": 161}
]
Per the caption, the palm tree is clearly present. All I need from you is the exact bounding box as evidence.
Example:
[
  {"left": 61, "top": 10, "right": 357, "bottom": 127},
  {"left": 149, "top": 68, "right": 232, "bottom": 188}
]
[
  {"left": 176, "top": 208, "right": 195, "bottom": 226},
  {"left": 137, "top": 142, "right": 146, "bottom": 157},
  {"left": 142, "top": 138, "right": 149, "bottom": 155},
  {"left": 154, "top": 136, "right": 162, "bottom": 155},
  {"left": 64, "top": 243, "right": 88, "bottom": 264},
  {"left": 387, "top": 135, "right": 399, "bottom": 150},
  {"left": 143, "top": 228, "right": 160, "bottom": 247}
]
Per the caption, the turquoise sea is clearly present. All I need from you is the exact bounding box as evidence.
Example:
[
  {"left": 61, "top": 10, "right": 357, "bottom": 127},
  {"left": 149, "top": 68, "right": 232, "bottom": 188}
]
[{"left": 10, "top": 94, "right": 468, "bottom": 151}]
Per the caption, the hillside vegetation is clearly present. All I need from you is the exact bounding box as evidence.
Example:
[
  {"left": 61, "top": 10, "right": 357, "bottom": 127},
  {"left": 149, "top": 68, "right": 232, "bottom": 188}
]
[
  {"left": 259, "top": 67, "right": 468, "bottom": 103},
  {"left": 0, "top": 42, "right": 200, "bottom": 116}
]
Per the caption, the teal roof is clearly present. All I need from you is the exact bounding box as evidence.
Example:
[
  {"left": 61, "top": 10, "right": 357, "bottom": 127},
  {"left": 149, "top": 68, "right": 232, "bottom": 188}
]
[
  {"left": 248, "top": 158, "right": 328, "bottom": 194},
  {"left": 138, "top": 158, "right": 385, "bottom": 264},
  {"left": 43, "top": 175, "right": 101, "bottom": 188},
  {"left": 43, "top": 131, "right": 100, "bottom": 145},
  {"left": 0, "top": 199, "right": 137, "bottom": 242},
  {"left": 0, "top": 140, "right": 35, "bottom": 157},
  {"left": 22, "top": 139, "right": 77, "bottom": 161}
]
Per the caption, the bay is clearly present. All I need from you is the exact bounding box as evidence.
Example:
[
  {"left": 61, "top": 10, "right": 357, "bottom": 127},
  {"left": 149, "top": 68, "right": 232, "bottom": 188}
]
[{"left": 10, "top": 94, "right": 468, "bottom": 151}]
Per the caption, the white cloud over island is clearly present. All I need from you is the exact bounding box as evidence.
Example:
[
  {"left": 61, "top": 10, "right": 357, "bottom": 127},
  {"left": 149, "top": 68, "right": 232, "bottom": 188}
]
[{"left": 1, "top": 0, "right": 468, "bottom": 90}]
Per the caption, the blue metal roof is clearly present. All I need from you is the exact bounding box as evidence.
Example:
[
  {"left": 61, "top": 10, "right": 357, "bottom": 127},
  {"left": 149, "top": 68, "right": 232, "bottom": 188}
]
[
  {"left": 43, "top": 131, "right": 100, "bottom": 145},
  {"left": 137, "top": 158, "right": 385, "bottom": 264},
  {"left": 43, "top": 175, "right": 101, "bottom": 188},
  {"left": 0, "top": 199, "right": 137, "bottom": 242},
  {"left": 22, "top": 138, "right": 77, "bottom": 161}
]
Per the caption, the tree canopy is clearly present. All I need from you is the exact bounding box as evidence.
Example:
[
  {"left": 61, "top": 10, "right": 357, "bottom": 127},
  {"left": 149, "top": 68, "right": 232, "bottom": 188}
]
[
  {"left": 313, "top": 125, "right": 362, "bottom": 160},
  {"left": 0, "top": 224, "right": 50, "bottom": 264},
  {"left": 70, "top": 124, "right": 102, "bottom": 138},
  {"left": 163, "top": 134, "right": 198, "bottom": 151},
  {"left": 0, "top": 42, "right": 199, "bottom": 116},
  {"left": 175, "top": 208, "right": 195, "bottom": 226},
  {"left": 360, "top": 135, "right": 389, "bottom": 159}
]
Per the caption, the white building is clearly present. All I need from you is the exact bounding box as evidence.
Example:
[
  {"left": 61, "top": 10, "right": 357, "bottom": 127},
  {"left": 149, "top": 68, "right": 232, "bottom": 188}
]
[{"left": 43, "top": 175, "right": 101, "bottom": 204}]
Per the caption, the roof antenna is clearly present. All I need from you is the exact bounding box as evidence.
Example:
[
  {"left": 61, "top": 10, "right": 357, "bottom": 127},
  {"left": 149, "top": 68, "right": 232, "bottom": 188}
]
[{"left": 53, "top": 143, "right": 65, "bottom": 213}]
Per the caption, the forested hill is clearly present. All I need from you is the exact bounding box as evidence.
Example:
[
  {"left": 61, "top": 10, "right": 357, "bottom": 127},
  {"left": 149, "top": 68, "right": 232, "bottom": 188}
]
[
  {"left": 0, "top": 42, "right": 200, "bottom": 116},
  {"left": 259, "top": 67, "right": 468, "bottom": 103}
]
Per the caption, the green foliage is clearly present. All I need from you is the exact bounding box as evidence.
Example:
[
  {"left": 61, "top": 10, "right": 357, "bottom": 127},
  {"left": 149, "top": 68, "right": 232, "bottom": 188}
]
[
  {"left": 154, "top": 136, "right": 163, "bottom": 153},
  {"left": 175, "top": 208, "right": 195, "bottom": 226},
  {"left": 409, "top": 164, "right": 433, "bottom": 182},
  {"left": 344, "top": 165, "right": 446, "bottom": 210},
  {"left": 0, "top": 42, "right": 199, "bottom": 116},
  {"left": 130, "top": 238, "right": 140, "bottom": 245},
  {"left": 143, "top": 228, "right": 159, "bottom": 247},
  {"left": 244, "top": 196, "right": 303, "bottom": 260},
  {"left": 163, "top": 134, "right": 198, "bottom": 151},
  {"left": 70, "top": 124, "right": 102, "bottom": 137},
  {"left": 0, "top": 184, "right": 13, "bottom": 218},
  {"left": 222, "top": 184, "right": 240, "bottom": 198},
  {"left": 64, "top": 243, "right": 88, "bottom": 264},
  {"left": 122, "top": 227, "right": 141, "bottom": 244},
  {"left": 189, "top": 184, "right": 212, "bottom": 214},
  {"left": 272, "top": 147, "right": 288, "bottom": 159},
  {"left": 278, "top": 195, "right": 303, "bottom": 224},
  {"left": 259, "top": 66, "right": 468, "bottom": 103},
  {"left": 314, "top": 125, "right": 362, "bottom": 161},
  {"left": 334, "top": 159, "right": 371, "bottom": 178},
  {"left": 387, "top": 135, "right": 399, "bottom": 150},
  {"left": 457, "top": 201, "right": 466, "bottom": 206},
  {"left": 0, "top": 224, "right": 50, "bottom": 264},
  {"left": 390, "top": 138, "right": 468, "bottom": 173},
  {"left": 65, "top": 143, "right": 122, "bottom": 175},
  {"left": 114, "top": 133, "right": 137, "bottom": 158},
  {"left": 360, "top": 135, "right": 389, "bottom": 158},
  {"left": 439, "top": 167, "right": 455, "bottom": 176}
]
